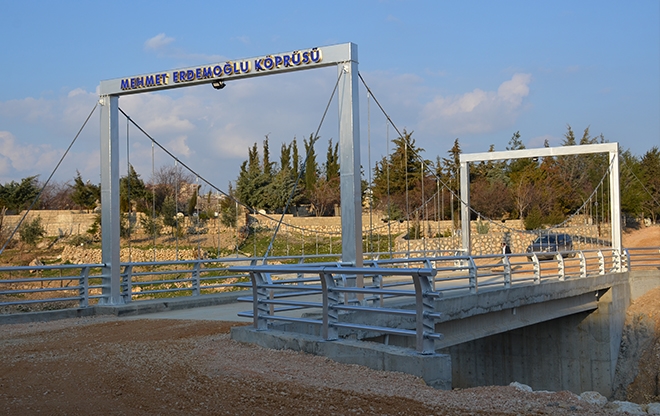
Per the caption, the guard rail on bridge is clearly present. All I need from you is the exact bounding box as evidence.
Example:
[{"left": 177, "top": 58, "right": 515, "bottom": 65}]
[{"left": 1, "top": 247, "right": 659, "bottom": 325}]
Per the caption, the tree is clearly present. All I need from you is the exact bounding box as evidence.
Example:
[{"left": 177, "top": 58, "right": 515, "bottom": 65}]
[
  {"left": 39, "top": 180, "right": 74, "bottom": 210},
  {"left": 0, "top": 176, "right": 40, "bottom": 214},
  {"left": 161, "top": 195, "right": 180, "bottom": 236},
  {"left": 70, "top": 171, "right": 100, "bottom": 212},
  {"left": 325, "top": 138, "right": 340, "bottom": 181},
  {"left": 19, "top": 216, "right": 45, "bottom": 247},
  {"left": 219, "top": 184, "right": 239, "bottom": 228},
  {"left": 236, "top": 142, "right": 268, "bottom": 210},
  {"left": 303, "top": 134, "right": 319, "bottom": 198},
  {"left": 152, "top": 164, "right": 194, "bottom": 214},
  {"left": 120, "top": 165, "right": 149, "bottom": 213},
  {"left": 372, "top": 130, "right": 431, "bottom": 220},
  {"left": 620, "top": 150, "right": 645, "bottom": 221},
  {"left": 640, "top": 147, "right": 660, "bottom": 223},
  {"left": 187, "top": 185, "right": 200, "bottom": 216},
  {"left": 470, "top": 177, "right": 512, "bottom": 220}
]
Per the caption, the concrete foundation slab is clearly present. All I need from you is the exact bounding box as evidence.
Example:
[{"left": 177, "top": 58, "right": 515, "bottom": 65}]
[{"left": 231, "top": 326, "right": 452, "bottom": 389}]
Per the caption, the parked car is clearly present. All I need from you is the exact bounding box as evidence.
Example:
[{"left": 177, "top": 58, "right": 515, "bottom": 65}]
[{"left": 526, "top": 233, "right": 574, "bottom": 261}]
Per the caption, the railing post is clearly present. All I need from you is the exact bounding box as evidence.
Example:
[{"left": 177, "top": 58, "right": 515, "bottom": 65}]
[
  {"left": 597, "top": 249, "right": 605, "bottom": 275},
  {"left": 532, "top": 255, "right": 541, "bottom": 284},
  {"left": 467, "top": 257, "right": 478, "bottom": 294},
  {"left": 319, "top": 270, "right": 339, "bottom": 341},
  {"left": 250, "top": 271, "right": 270, "bottom": 330},
  {"left": 622, "top": 248, "right": 630, "bottom": 272},
  {"left": 556, "top": 253, "right": 565, "bottom": 281},
  {"left": 79, "top": 266, "right": 90, "bottom": 308},
  {"left": 412, "top": 270, "right": 437, "bottom": 354},
  {"left": 578, "top": 251, "right": 587, "bottom": 277},
  {"left": 192, "top": 262, "right": 201, "bottom": 297},
  {"left": 502, "top": 255, "right": 512, "bottom": 288},
  {"left": 121, "top": 265, "right": 133, "bottom": 303}
]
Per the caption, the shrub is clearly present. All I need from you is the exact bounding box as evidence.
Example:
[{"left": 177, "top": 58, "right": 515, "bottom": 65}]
[{"left": 19, "top": 216, "right": 46, "bottom": 246}]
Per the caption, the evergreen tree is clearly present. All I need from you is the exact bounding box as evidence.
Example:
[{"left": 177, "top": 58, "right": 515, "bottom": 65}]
[
  {"left": 303, "top": 134, "right": 319, "bottom": 196},
  {"left": 640, "top": 147, "right": 660, "bottom": 223},
  {"left": 120, "top": 165, "right": 149, "bottom": 213},
  {"left": 325, "top": 138, "right": 340, "bottom": 181},
  {"left": 0, "top": 176, "right": 40, "bottom": 214},
  {"left": 372, "top": 130, "right": 429, "bottom": 219},
  {"left": 70, "top": 171, "right": 99, "bottom": 212},
  {"left": 219, "top": 184, "right": 239, "bottom": 228}
]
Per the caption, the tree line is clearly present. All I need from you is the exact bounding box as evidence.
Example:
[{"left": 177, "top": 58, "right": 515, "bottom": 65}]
[
  {"left": 232, "top": 126, "right": 660, "bottom": 229},
  {"left": 1, "top": 125, "right": 658, "bottom": 236}
]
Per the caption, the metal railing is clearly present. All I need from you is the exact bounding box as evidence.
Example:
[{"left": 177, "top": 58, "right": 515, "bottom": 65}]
[
  {"left": 229, "top": 264, "right": 442, "bottom": 354},
  {"left": 0, "top": 263, "right": 106, "bottom": 309},
  {"left": 1, "top": 247, "right": 659, "bottom": 314}
]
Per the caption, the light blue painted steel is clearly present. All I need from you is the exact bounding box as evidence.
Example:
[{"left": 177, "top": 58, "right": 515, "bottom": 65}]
[{"left": 99, "top": 95, "right": 122, "bottom": 305}]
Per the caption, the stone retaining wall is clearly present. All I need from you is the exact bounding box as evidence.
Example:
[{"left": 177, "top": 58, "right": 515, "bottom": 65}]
[
  {"left": 4, "top": 210, "right": 97, "bottom": 237},
  {"left": 60, "top": 245, "right": 206, "bottom": 264}
]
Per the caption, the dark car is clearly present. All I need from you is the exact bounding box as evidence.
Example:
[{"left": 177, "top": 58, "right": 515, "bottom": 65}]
[{"left": 526, "top": 233, "right": 574, "bottom": 261}]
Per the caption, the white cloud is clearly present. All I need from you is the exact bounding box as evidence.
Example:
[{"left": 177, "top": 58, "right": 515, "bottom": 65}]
[
  {"left": 419, "top": 73, "right": 532, "bottom": 136},
  {"left": 0, "top": 131, "right": 61, "bottom": 179},
  {"left": 144, "top": 33, "right": 175, "bottom": 51}
]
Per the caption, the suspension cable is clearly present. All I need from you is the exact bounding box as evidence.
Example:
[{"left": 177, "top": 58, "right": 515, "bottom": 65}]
[
  {"left": 262, "top": 66, "right": 345, "bottom": 261},
  {"left": 0, "top": 102, "right": 98, "bottom": 255}
]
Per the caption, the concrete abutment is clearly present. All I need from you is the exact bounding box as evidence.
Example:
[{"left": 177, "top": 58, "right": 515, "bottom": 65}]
[{"left": 231, "top": 270, "right": 660, "bottom": 397}]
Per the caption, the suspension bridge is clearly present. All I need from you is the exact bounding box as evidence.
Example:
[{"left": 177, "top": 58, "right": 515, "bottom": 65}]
[{"left": 1, "top": 42, "right": 660, "bottom": 397}]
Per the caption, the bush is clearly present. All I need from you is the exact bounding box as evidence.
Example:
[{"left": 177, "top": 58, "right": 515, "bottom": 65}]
[
  {"left": 524, "top": 206, "right": 544, "bottom": 230},
  {"left": 140, "top": 215, "right": 162, "bottom": 238},
  {"left": 19, "top": 216, "right": 46, "bottom": 246},
  {"left": 476, "top": 219, "right": 490, "bottom": 235}
]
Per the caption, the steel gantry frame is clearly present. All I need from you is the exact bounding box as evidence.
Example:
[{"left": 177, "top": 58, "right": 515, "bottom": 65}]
[
  {"left": 459, "top": 143, "right": 622, "bottom": 256},
  {"left": 98, "top": 43, "right": 362, "bottom": 304}
]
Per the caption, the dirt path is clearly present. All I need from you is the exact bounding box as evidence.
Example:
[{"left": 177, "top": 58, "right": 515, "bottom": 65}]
[{"left": 1, "top": 318, "right": 624, "bottom": 415}]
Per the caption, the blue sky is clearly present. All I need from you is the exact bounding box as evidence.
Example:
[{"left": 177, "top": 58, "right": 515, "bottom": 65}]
[{"left": 0, "top": 0, "right": 658, "bottom": 193}]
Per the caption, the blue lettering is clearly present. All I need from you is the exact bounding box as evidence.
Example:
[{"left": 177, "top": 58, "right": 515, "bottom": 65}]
[
  {"left": 311, "top": 48, "right": 321, "bottom": 63},
  {"left": 223, "top": 63, "right": 233, "bottom": 76},
  {"left": 240, "top": 60, "right": 251, "bottom": 73},
  {"left": 302, "top": 51, "right": 310, "bottom": 64},
  {"left": 233, "top": 62, "right": 240, "bottom": 74},
  {"left": 254, "top": 59, "right": 264, "bottom": 71},
  {"left": 291, "top": 52, "right": 301, "bottom": 65},
  {"left": 274, "top": 55, "right": 283, "bottom": 67},
  {"left": 196, "top": 68, "right": 202, "bottom": 79},
  {"left": 213, "top": 65, "right": 222, "bottom": 76},
  {"left": 130, "top": 78, "right": 136, "bottom": 89},
  {"left": 121, "top": 79, "right": 130, "bottom": 90},
  {"left": 264, "top": 57, "right": 274, "bottom": 70},
  {"left": 203, "top": 67, "right": 213, "bottom": 78},
  {"left": 155, "top": 74, "right": 161, "bottom": 85},
  {"left": 145, "top": 75, "right": 155, "bottom": 87},
  {"left": 186, "top": 70, "right": 194, "bottom": 81},
  {"left": 161, "top": 73, "right": 168, "bottom": 85},
  {"left": 173, "top": 72, "right": 179, "bottom": 83},
  {"left": 283, "top": 55, "right": 291, "bottom": 67}
]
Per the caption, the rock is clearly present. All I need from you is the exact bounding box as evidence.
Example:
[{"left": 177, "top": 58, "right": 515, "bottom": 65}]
[
  {"left": 605, "top": 400, "right": 646, "bottom": 415},
  {"left": 509, "top": 381, "right": 532, "bottom": 392},
  {"left": 28, "top": 258, "right": 44, "bottom": 273},
  {"left": 647, "top": 402, "right": 660, "bottom": 415},
  {"left": 579, "top": 391, "right": 607, "bottom": 406}
]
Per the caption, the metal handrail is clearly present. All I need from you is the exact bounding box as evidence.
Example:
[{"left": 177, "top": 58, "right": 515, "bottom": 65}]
[
  {"left": 228, "top": 264, "right": 441, "bottom": 354},
  {"left": 2, "top": 247, "right": 659, "bottom": 312}
]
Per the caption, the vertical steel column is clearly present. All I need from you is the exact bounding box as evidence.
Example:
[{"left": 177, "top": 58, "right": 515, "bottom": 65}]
[
  {"left": 99, "top": 95, "right": 122, "bottom": 304},
  {"left": 609, "top": 145, "right": 622, "bottom": 259},
  {"left": 459, "top": 161, "right": 471, "bottom": 254},
  {"left": 338, "top": 43, "right": 363, "bottom": 267}
]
